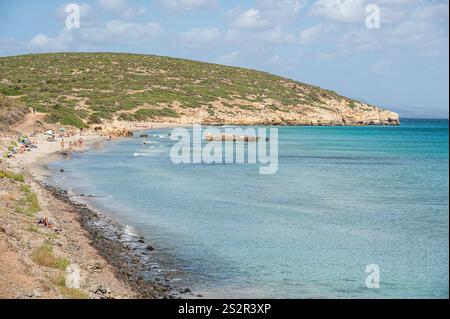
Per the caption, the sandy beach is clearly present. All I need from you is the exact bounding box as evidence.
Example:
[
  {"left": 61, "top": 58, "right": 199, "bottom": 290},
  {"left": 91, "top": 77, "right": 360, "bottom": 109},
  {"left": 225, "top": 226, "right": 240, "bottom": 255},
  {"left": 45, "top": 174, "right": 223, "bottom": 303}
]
[{"left": 0, "top": 116, "right": 184, "bottom": 299}]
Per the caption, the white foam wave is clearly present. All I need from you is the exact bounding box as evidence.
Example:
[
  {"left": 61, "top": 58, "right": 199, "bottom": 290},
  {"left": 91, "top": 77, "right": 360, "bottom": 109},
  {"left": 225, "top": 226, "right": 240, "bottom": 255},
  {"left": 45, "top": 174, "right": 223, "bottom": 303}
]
[
  {"left": 133, "top": 152, "right": 152, "bottom": 157},
  {"left": 124, "top": 225, "right": 139, "bottom": 237}
]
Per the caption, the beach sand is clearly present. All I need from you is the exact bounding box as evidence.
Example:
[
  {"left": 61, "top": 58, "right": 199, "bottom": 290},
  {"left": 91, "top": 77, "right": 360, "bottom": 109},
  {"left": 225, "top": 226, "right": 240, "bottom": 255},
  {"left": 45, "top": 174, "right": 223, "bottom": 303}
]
[{"left": 0, "top": 117, "right": 183, "bottom": 299}]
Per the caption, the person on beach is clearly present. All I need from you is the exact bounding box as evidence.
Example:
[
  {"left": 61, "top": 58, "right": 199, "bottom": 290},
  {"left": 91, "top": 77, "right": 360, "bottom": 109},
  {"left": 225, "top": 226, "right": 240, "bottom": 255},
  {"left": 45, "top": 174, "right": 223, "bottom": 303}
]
[
  {"left": 78, "top": 137, "right": 83, "bottom": 148},
  {"left": 60, "top": 139, "right": 65, "bottom": 150},
  {"left": 68, "top": 141, "right": 73, "bottom": 150}
]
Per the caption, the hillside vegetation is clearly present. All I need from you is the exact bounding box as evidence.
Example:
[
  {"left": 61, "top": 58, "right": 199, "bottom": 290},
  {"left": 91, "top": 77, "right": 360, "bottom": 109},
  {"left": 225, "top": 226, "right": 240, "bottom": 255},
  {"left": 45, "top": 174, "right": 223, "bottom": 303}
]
[
  {"left": 0, "top": 53, "right": 399, "bottom": 128},
  {"left": 0, "top": 94, "right": 29, "bottom": 129}
]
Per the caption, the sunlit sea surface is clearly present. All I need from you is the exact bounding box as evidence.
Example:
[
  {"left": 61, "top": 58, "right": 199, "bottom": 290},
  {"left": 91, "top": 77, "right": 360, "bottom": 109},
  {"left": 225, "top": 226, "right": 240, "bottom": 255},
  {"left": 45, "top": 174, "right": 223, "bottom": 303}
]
[{"left": 48, "top": 119, "right": 449, "bottom": 298}]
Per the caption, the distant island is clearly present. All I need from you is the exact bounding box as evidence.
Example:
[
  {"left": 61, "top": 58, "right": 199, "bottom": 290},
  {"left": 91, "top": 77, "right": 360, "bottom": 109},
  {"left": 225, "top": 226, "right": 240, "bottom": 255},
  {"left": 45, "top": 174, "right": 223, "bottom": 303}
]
[{"left": 0, "top": 53, "right": 399, "bottom": 128}]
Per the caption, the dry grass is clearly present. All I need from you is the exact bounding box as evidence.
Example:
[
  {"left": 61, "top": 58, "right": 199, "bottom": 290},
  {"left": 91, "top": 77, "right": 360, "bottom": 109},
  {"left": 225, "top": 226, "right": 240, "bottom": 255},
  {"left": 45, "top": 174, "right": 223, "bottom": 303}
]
[
  {"left": 31, "top": 244, "right": 70, "bottom": 271},
  {"left": 1, "top": 192, "right": 17, "bottom": 201},
  {"left": 0, "top": 94, "right": 29, "bottom": 128},
  {"left": 0, "top": 170, "right": 25, "bottom": 182},
  {"left": 26, "top": 224, "right": 41, "bottom": 233},
  {"left": 52, "top": 274, "right": 88, "bottom": 299},
  {"left": 59, "top": 287, "right": 89, "bottom": 299},
  {"left": 15, "top": 184, "right": 41, "bottom": 217}
]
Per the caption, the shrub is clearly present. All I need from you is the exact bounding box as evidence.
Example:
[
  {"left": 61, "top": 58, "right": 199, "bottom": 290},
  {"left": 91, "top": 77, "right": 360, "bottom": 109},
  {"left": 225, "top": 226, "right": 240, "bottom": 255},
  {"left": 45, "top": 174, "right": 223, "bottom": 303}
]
[
  {"left": 87, "top": 113, "right": 102, "bottom": 124},
  {"left": 348, "top": 101, "right": 356, "bottom": 109},
  {"left": 0, "top": 85, "right": 23, "bottom": 96},
  {"left": 31, "top": 244, "right": 70, "bottom": 270},
  {"left": 239, "top": 105, "right": 255, "bottom": 111},
  {"left": 135, "top": 107, "right": 179, "bottom": 119},
  {"left": 0, "top": 170, "right": 25, "bottom": 182},
  {"left": 14, "top": 184, "right": 41, "bottom": 216},
  {"left": 46, "top": 105, "right": 87, "bottom": 129}
]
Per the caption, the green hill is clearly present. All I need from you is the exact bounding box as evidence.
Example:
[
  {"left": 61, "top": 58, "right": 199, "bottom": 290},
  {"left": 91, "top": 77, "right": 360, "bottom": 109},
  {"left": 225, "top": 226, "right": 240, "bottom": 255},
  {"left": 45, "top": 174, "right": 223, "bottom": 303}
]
[{"left": 0, "top": 53, "right": 399, "bottom": 128}]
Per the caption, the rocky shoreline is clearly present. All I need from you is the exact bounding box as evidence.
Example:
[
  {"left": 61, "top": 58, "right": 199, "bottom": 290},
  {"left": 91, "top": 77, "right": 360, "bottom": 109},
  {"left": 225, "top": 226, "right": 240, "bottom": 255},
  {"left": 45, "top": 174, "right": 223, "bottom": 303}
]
[
  {"left": 1, "top": 114, "right": 401, "bottom": 299},
  {"left": 0, "top": 120, "right": 198, "bottom": 299},
  {"left": 38, "top": 181, "right": 196, "bottom": 299}
]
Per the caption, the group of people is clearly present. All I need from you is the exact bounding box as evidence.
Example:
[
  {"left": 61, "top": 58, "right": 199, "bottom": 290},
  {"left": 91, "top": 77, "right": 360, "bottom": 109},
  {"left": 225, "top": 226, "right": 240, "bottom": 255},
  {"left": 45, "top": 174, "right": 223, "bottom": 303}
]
[
  {"left": 57, "top": 128, "right": 85, "bottom": 151},
  {"left": 60, "top": 136, "right": 83, "bottom": 151},
  {"left": 6, "top": 134, "right": 37, "bottom": 158}
]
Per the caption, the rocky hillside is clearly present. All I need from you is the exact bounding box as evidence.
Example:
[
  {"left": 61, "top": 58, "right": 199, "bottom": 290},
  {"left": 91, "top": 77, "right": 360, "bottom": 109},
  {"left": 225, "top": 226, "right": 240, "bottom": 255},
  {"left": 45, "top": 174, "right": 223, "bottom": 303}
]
[
  {"left": 0, "top": 53, "right": 399, "bottom": 128},
  {"left": 0, "top": 94, "right": 29, "bottom": 129}
]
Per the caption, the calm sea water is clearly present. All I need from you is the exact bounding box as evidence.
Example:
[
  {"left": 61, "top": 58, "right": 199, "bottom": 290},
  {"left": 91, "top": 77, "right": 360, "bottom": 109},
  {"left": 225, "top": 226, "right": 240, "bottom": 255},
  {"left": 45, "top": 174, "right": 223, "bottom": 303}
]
[{"left": 48, "top": 119, "right": 449, "bottom": 298}]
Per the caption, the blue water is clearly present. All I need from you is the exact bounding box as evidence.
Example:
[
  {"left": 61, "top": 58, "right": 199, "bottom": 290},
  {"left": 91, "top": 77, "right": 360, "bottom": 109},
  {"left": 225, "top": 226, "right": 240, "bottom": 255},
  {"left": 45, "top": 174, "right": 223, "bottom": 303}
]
[{"left": 49, "top": 119, "right": 449, "bottom": 298}]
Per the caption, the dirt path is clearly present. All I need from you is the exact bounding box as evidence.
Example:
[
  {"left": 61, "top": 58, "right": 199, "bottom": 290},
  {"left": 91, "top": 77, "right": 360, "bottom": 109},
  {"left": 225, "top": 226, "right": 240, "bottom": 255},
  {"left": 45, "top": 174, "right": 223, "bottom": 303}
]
[{"left": 12, "top": 112, "right": 47, "bottom": 135}]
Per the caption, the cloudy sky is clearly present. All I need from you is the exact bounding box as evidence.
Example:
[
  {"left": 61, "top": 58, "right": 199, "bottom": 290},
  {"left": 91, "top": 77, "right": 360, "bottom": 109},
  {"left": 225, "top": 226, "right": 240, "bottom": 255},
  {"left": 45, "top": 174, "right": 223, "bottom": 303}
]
[{"left": 0, "top": 0, "right": 448, "bottom": 118}]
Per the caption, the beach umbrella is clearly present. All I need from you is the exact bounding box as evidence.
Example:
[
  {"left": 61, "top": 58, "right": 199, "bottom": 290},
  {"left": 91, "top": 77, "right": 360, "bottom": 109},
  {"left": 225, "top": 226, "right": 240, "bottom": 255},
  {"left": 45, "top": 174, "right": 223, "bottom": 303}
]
[
  {"left": 59, "top": 128, "right": 66, "bottom": 132},
  {"left": 45, "top": 130, "right": 54, "bottom": 135}
]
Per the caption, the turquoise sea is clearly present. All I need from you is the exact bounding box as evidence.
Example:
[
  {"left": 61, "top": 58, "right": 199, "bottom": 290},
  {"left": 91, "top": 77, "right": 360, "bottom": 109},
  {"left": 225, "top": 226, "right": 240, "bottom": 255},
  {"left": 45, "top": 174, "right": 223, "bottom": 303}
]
[{"left": 48, "top": 119, "right": 449, "bottom": 298}]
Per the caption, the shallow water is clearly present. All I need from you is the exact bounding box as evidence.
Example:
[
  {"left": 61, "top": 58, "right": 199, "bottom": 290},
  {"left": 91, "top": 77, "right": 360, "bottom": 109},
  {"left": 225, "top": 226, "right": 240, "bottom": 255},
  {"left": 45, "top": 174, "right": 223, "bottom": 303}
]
[{"left": 48, "top": 119, "right": 449, "bottom": 298}]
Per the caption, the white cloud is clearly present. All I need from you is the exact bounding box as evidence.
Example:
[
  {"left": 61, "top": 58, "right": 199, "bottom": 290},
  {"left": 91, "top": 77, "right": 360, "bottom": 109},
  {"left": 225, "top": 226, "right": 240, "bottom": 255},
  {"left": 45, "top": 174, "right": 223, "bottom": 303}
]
[
  {"left": 181, "top": 27, "right": 220, "bottom": 46},
  {"left": 223, "top": 2, "right": 307, "bottom": 47},
  {"left": 29, "top": 34, "right": 51, "bottom": 47},
  {"left": 28, "top": 19, "right": 163, "bottom": 51},
  {"left": 337, "top": 3, "right": 449, "bottom": 57},
  {"left": 159, "top": 0, "right": 217, "bottom": 11},
  {"left": 224, "top": 29, "right": 242, "bottom": 43},
  {"left": 299, "top": 24, "right": 324, "bottom": 44},
  {"left": 301, "top": 1, "right": 448, "bottom": 59},
  {"left": 80, "top": 20, "right": 162, "bottom": 44},
  {"left": 96, "top": 0, "right": 146, "bottom": 18},
  {"left": 411, "top": 3, "right": 449, "bottom": 22},
  {"left": 230, "top": 0, "right": 306, "bottom": 30},
  {"left": 309, "top": 0, "right": 365, "bottom": 23},
  {"left": 299, "top": 24, "right": 335, "bottom": 44},
  {"left": 256, "top": 0, "right": 305, "bottom": 12},
  {"left": 122, "top": 6, "right": 147, "bottom": 18},
  {"left": 54, "top": 2, "right": 96, "bottom": 29},
  {"left": 255, "top": 0, "right": 307, "bottom": 23},
  {"left": 234, "top": 9, "right": 268, "bottom": 29},
  {"left": 28, "top": 30, "right": 74, "bottom": 52},
  {"left": 260, "top": 27, "right": 295, "bottom": 44},
  {"left": 56, "top": 2, "right": 93, "bottom": 20}
]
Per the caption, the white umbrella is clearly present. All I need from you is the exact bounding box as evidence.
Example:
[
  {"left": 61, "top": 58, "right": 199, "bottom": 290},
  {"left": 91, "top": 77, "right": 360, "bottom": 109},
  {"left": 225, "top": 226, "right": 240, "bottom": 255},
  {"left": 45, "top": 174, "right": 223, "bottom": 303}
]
[{"left": 45, "top": 130, "right": 54, "bottom": 135}]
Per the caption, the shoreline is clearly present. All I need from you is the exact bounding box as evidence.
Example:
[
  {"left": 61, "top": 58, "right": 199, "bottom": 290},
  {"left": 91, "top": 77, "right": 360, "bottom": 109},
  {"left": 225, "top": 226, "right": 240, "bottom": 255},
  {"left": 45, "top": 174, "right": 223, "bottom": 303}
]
[
  {"left": 0, "top": 121, "right": 194, "bottom": 299},
  {"left": 37, "top": 181, "right": 187, "bottom": 299},
  {"left": 0, "top": 118, "right": 411, "bottom": 299}
]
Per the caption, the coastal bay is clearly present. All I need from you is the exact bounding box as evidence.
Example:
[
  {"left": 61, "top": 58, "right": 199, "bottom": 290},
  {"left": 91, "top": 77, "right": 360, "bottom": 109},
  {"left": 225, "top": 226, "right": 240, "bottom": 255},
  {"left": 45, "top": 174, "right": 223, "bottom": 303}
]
[{"left": 39, "top": 120, "right": 450, "bottom": 298}]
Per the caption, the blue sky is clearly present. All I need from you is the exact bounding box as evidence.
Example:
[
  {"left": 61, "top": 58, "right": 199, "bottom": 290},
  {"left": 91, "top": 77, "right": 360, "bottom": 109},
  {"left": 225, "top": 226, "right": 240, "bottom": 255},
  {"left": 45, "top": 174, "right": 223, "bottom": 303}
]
[{"left": 0, "top": 0, "right": 448, "bottom": 118}]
